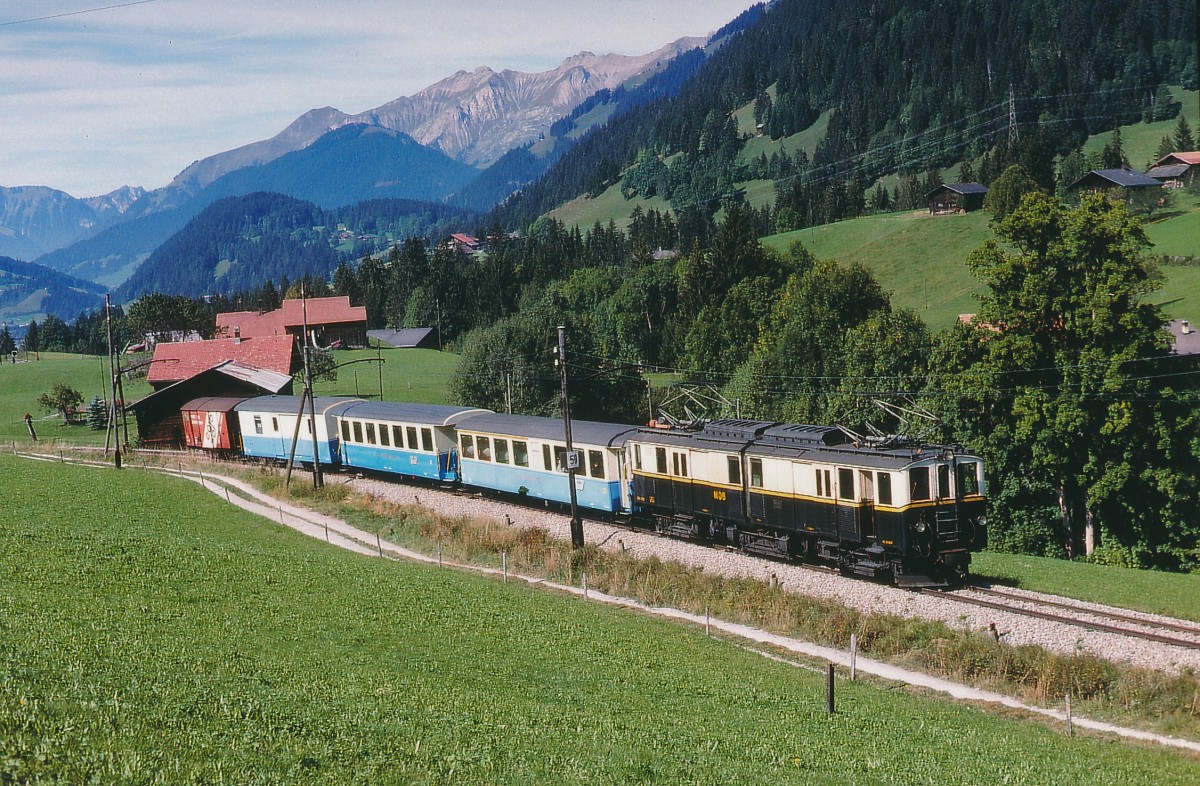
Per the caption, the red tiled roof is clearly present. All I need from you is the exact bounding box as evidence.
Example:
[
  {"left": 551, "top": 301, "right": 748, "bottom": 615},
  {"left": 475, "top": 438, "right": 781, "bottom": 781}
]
[
  {"left": 147, "top": 335, "right": 295, "bottom": 384},
  {"left": 215, "top": 309, "right": 287, "bottom": 339},
  {"left": 1156, "top": 151, "right": 1200, "bottom": 166},
  {"left": 279, "top": 296, "right": 367, "bottom": 327}
]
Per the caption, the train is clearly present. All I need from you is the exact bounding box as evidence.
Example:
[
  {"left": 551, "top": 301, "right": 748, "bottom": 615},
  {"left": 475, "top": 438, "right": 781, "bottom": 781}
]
[{"left": 180, "top": 394, "right": 988, "bottom": 587}]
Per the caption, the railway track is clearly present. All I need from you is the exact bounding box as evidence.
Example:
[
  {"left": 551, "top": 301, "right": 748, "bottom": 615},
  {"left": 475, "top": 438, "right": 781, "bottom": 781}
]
[{"left": 922, "top": 585, "right": 1200, "bottom": 651}]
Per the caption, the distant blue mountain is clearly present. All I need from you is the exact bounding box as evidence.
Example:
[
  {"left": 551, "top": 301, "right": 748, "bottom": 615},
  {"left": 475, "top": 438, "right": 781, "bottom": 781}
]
[{"left": 0, "top": 254, "right": 106, "bottom": 325}]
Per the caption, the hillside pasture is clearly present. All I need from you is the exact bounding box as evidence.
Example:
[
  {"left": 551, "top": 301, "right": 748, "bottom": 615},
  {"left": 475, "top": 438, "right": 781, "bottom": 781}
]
[{"left": 4, "top": 453, "right": 1200, "bottom": 784}]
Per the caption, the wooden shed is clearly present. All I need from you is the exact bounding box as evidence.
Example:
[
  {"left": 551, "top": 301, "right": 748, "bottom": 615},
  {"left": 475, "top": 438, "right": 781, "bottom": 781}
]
[{"left": 925, "top": 183, "right": 989, "bottom": 214}]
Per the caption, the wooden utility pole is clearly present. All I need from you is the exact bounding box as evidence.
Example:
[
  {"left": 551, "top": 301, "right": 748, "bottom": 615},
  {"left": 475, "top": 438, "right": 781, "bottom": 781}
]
[
  {"left": 105, "top": 294, "right": 122, "bottom": 469},
  {"left": 302, "top": 285, "right": 323, "bottom": 489},
  {"left": 557, "top": 326, "right": 583, "bottom": 548}
]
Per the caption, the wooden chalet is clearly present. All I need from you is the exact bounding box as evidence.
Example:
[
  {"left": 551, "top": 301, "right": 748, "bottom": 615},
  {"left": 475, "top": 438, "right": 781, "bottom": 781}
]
[
  {"left": 146, "top": 334, "right": 296, "bottom": 390},
  {"left": 443, "top": 233, "right": 482, "bottom": 254},
  {"left": 216, "top": 296, "right": 368, "bottom": 349},
  {"left": 1148, "top": 152, "right": 1200, "bottom": 189},
  {"left": 1066, "top": 168, "right": 1161, "bottom": 196},
  {"left": 926, "top": 182, "right": 988, "bottom": 214}
]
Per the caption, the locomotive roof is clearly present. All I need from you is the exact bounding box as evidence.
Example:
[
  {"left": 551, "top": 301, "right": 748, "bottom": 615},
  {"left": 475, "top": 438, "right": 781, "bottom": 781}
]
[
  {"left": 747, "top": 440, "right": 977, "bottom": 469},
  {"left": 327, "top": 401, "right": 493, "bottom": 427},
  {"left": 631, "top": 419, "right": 776, "bottom": 449},
  {"left": 234, "top": 395, "right": 364, "bottom": 416},
  {"left": 458, "top": 413, "right": 636, "bottom": 448}
]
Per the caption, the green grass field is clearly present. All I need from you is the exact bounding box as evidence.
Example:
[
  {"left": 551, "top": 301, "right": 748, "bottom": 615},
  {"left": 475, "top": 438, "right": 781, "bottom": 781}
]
[
  {"left": 4, "top": 453, "right": 1198, "bottom": 784},
  {"left": 1082, "top": 88, "right": 1199, "bottom": 169},
  {"left": 312, "top": 345, "right": 460, "bottom": 404}
]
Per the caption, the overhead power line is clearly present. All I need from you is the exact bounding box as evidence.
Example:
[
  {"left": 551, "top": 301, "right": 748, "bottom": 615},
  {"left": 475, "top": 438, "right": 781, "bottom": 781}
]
[{"left": 0, "top": 0, "right": 159, "bottom": 27}]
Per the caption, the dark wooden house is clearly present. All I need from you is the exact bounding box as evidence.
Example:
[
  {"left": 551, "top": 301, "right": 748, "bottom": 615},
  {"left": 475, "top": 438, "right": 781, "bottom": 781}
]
[
  {"left": 129, "top": 361, "right": 293, "bottom": 448},
  {"left": 926, "top": 183, "right": 989, "bottom": 214}
]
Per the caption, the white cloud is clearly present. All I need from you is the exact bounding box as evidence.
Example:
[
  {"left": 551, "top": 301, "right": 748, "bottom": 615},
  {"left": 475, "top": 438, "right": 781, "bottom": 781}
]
[{"left": 0, "top": 0, "right": 754, "bottom": 195}]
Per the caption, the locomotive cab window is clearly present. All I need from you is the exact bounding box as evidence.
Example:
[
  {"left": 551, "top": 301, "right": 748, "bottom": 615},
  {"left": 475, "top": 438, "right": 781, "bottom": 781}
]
[
  {"left": 495, "top": 439, "right": 510, "bottom": 464},
  {"left": 477, "top": 436, "right": 492, "bottom": 461},
  {"left": 877, "top": 472, "right": 893, "bottom": 506},
  {"left": 655, "top": 447, "right": 668, "bottom": 475},
  {"left": 957, "top": 462, "right": 980, "bottom": 496},
  {"left": 379, "top": 424, "right": 390, "bottom": 447},
  {"left": 589, "top": 450, "right": 604, "bottom": 479},
  {"left": 727, "top": 456, "right": 741, "bottom": 485},
  {"left": 513, "top": 440, "right": 529, "bottom": 467},
  {"left": 859, "top": 470, "right": 874, "bottom": 501},
  {"left": 937, "top": 464, "right": 950, "bottom": 499},
  {"left": 421, "top": 428, "right": 434, "bottom": 452},
  {"left": 353, "top": 422, "right": 363, "bottom": 443},
  {"left": 910, "top": 467, "right": 930, "bottom": 501},
  {"left": 461, "top": 434, "right": 475, "bottom": 459},
  {"left": 750, "top": 458, "right": 763, "bottom": 488},
  {"left": 633, "top": 444, "right": 642, "bottom": 471},
  {"left": 837, "top": 468, "right": 854, "bottom": 501},
  {"left": 672, "top": 452, "right": 688, "bottom": 478}
]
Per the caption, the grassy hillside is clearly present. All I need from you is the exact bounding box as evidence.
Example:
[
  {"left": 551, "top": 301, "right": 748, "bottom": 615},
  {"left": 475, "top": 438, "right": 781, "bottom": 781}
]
[
  {"left": 0, "top": 348, "right": 459, "bottom": 448},
  {"left": 763, "top": 205, "right": 1200, "bottom": 330},
  {"left": 1082, "top": 88, "right": 1199, "bottom": 169},
  {"left": 4, "top": 453, "right": 1199, "bottom": 784}
]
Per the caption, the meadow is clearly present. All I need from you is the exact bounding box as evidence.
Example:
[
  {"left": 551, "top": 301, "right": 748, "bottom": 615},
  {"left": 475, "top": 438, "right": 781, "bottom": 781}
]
[{"left": 4, "top": 452, "right": 1200, "bottom": 784}]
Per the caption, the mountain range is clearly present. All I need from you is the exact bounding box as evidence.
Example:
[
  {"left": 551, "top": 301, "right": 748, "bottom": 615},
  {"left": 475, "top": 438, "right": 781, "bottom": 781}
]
[{"left": 0, "top": 37, "right": 708, "bottom": 312}]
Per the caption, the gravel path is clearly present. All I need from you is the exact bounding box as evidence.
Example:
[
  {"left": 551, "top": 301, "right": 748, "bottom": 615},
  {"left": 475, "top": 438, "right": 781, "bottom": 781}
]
[{"left": 345, "top": 475, "right": 1200, "bottom": 675}]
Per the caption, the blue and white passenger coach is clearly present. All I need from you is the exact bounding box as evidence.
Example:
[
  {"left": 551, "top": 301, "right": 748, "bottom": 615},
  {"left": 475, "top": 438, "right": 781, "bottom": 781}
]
[
  {"left": 234, "top": 396, "right": 361, "bottom": 465},
  {"left": 331, "top": 402, "right": 491, "bottom": 483},
  {"left": 457, "top": 414, "right": 636, "bottom": 513}
]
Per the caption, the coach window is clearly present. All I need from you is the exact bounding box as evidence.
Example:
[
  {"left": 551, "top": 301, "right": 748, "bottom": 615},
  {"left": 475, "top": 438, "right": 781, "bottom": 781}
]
[
  {"left": 838, "top": 468, "right": 854, "bottom": 501},
  {"left": 353, "top": 421, "right": 363, "bottom": 443},
  {"left": 543, "top": 444, "right": 553, "bottom": 471},
  {"left": 271, "top": 417, "right": 278, "bottom": 432},
  {"left": 496, "top": 438, "right": 510, "bottom": 464},
  {"left": 589, "top": 449, "right": 604, "bottom": 479},
  {"left": 513, "top": 440, "right": 529, "bottom": 467},
  {"left": 254, "top": 416, "right": 263, "bottom": 435},
  {"left": 379, "top": 423, "right": 390, "bottom": 447},
  {"left": 553, "top": 445, "right": 567, "bottom": 472},
  {"left": 750, "top": 458, "right": 763, "bottom": 488},
  {"left": 393, "top": 425, "right": 405, "bottom": 448},
  {"left": 655, "top": 447, "right": 668, "bottom": 475},
  {"left": 910, "top": 467, "right": 930, "bottom": 501},
  {"left": 477, "top": 436, "right": 492, "bottom": 461},
  {"left": 304, "top": 420, "right": 311, "bottom": 435},
  {"left": 877, "top": 472, "right": 893, "bottom": 506},
  {"left": 461, "top": 434, "right": 475, "bottom": 459},
  {"left": 957, "top": 462, "right": 980, "bottom": 497},
  {"left": 365, "top": 423, "right": 376, "bottom": 445},
  {"left": 340, "top": 420, "right": 350, "bottom": 442},
  {"left": 421, "top": 428, "right": 434, "bottom": 452},
  {"left": 633, "top": 444, "right": 642, "bottom": 470},
  {"left": 406, "top": 426, "right": 418, "bottom": 451},
  {"left": 728, "top": 456, "right": 741, "bottom": 485}
]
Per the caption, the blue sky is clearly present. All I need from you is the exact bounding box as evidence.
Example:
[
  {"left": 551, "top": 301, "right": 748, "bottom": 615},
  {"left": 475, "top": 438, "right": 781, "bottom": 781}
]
[{"left": 0, "top": 0, "right": 755, "bottom": 197}]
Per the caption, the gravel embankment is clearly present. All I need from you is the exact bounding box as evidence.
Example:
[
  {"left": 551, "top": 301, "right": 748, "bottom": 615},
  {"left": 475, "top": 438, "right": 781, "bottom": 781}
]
[{"left": 347, "top": 475, "right": 1200, "bottom": 674}]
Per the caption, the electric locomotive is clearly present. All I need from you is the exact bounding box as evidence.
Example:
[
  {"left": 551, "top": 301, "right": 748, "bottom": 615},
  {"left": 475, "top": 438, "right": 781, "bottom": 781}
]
[{"left": 627, "top": 420, "right": 986, "bottom": 587}]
